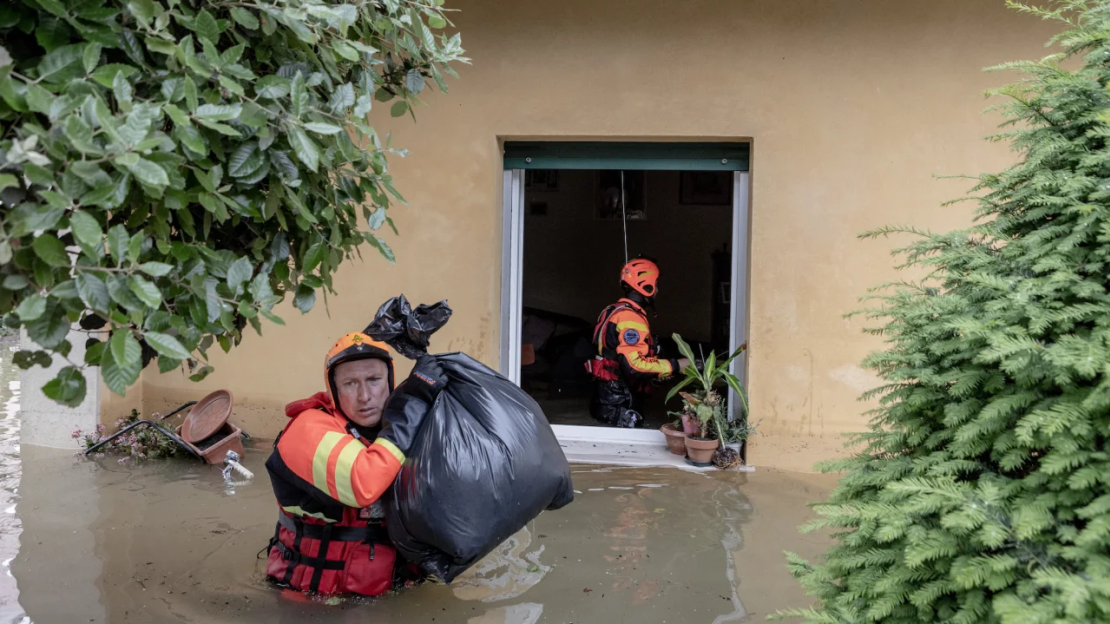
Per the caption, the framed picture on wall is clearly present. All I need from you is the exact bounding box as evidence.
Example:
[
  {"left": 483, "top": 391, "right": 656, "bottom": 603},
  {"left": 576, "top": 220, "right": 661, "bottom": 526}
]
[
  {"left": 595, "top": 171, "right": 647, "bottom": 220},
  {"left": 680, "top": 171, "right": 732, "bottom": 206},
  {"left": 525, "top": 169, "right": 559, "bottom": 192}
]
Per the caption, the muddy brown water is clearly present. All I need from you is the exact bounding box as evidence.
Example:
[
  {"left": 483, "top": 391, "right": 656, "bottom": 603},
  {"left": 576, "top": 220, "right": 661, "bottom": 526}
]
[{"left": 0, "top": 353, "right": 836, "bottom": 623}]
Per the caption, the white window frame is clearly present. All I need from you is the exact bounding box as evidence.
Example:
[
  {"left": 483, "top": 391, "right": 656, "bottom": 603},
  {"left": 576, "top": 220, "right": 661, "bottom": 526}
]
[{"left": 500, "top": 169, "right": 751, "bottom": 432}]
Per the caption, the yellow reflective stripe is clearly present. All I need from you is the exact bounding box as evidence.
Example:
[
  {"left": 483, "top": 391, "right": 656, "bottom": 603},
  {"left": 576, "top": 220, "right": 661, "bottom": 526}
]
[
  {"left": 311, "top": 431, "right": 345, "bottom": 495},
  {"left": 374, "top": 438, "right": 405, "bottom": 464},
  {"left": 616, "top": 320, "right": 649, "bottom": 333},
  {"left": 628, "top": 351, "right": 672, "bottom": 374},
  {"left": 281, "top": 506, "right": 336, "bottom": 523},
  {"left": 333, "top": 438, "right": 365, "bottom": 507}
]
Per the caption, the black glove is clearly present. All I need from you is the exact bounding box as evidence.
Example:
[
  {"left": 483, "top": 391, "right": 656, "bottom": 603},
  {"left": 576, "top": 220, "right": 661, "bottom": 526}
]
[
  {"left": 378, "top": 355, "right": 448, "bottom": 457},
  {"left": 405, "top": 354, "right": 448, "bottom": 405}
]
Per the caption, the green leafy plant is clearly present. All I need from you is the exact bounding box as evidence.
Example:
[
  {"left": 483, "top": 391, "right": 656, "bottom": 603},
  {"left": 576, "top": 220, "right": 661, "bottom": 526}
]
[
  {"left": 0, "top": 0, "right": 466, "bottom": 407},
  {"left": 665, "top": 334, "right": 748, "bottom": 439},
  {"left": 777, "top": 2, "right": 1110, "bottom": 623}
]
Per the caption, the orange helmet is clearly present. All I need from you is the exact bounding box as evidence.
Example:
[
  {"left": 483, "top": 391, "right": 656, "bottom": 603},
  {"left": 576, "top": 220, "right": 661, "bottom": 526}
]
[
  {"left": 620, "top": 257, "right": 660, "bottom": 298},
  {"left": 323, "top": 332, "right": 395, "bottom": 418}
]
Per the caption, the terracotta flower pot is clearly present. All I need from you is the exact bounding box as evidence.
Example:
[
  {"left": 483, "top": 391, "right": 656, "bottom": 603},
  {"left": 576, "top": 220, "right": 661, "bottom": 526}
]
[
  {"left": 660, "top": 423, "right": 687, "bottom": 456},
  {"left": 685, "top": 436, "right": 719, "bottom": 463},
  {"left": 680, "top": 413, "right": 701, "bottom": 436}
]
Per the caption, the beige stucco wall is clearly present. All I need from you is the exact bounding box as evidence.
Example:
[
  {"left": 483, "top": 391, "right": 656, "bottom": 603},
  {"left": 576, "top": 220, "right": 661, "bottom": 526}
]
[{"left": 117, "top": 0, "right": 1056, "bottom": 471}]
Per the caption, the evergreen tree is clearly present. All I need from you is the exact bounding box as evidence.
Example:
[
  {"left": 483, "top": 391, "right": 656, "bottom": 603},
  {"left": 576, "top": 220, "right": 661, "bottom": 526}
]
[{"left": 778, "top": 2, "right": 1110, "bottom": 622}]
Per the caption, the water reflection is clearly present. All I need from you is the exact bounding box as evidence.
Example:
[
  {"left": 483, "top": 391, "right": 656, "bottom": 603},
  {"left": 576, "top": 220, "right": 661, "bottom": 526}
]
[
  {"left": 2, "top": 363, "right": 834, "bottom": 623},
  {"left": 0, "top": 345, "right": 23, "bottom": 624}
]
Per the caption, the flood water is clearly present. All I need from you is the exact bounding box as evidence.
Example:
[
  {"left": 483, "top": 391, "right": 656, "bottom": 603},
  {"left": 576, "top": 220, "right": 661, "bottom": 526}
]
[{"left": 0, "top": 348, "right": 836, "bottom": 623}]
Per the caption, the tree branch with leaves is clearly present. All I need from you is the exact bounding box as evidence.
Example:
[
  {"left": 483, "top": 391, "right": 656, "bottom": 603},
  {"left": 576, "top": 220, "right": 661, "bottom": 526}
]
[{"left": 0, "top": 0, "right": 467, "bottom": 405}]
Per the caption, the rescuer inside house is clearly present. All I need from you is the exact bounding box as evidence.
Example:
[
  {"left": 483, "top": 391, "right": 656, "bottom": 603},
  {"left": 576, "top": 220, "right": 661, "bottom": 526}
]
[{"left": 586, "top": 257, "right": 691, "bottom": 428}]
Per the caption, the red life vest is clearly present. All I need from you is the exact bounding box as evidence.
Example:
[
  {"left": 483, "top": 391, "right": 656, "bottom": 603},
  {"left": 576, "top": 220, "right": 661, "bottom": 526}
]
[
  {"left": 264, "top": 505, "right": 400, "bottom": 596},
  {"left": 264, "top": 394, "right": 420, "bottom": 596}
]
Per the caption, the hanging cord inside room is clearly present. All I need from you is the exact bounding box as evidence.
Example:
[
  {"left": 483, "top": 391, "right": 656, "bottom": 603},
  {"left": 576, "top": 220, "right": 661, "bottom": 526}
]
[{"left": 620, "top": 170, "right": 629, "bottom": 263}]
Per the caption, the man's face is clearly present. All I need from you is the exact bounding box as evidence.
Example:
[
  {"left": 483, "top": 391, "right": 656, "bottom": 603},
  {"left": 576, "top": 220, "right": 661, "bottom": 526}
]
[{"left": 333, "top": 358, "right": 390, "bottom": 428}]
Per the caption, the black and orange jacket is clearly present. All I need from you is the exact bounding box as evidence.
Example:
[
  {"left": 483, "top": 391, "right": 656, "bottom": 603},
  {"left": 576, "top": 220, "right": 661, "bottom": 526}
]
[
  {"left": 593, "top": 298, "right": 679, "bottom": 381},
  {"left": 265, "top": 391, "right": 408, "bottom": 522}
]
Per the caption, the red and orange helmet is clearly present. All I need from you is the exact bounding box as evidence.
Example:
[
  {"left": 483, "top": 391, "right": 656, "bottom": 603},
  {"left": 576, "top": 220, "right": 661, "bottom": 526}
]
[
  {"left": 620, "top": 257, "right": 660, "bottom": 298},
  {"left": 324, "top": 332, "right": 395, "bottom": 417}
]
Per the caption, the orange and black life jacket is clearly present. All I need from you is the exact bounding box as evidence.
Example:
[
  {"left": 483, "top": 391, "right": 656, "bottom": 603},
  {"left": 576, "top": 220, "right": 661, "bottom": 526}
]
[
  {"left": 264, "top": 392, "right": 417, "bottom": 595},
  {"left": 586, "top": 299, "right": 678, "bottom": 383}
]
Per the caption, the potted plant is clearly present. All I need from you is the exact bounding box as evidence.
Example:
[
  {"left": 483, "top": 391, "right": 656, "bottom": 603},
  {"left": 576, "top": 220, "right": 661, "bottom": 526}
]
[
  {"left": 660, "top": 417, "right": 688, "bottom": 456},
  {"left": 665, "top": 335, "right": 748, "bottom": 465}
]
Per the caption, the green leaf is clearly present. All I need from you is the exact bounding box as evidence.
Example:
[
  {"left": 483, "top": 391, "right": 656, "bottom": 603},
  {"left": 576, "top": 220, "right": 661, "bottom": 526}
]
[
  {"left": 157, "top": 356, "right": 182, "bottom": 374},
  {"left": 129, "top": 275, "right": 161, "bottom": 309},
  {"left": 204, "top": 278, "right": 221, "bottom": 322},
  {"left": 367, "top": 207, "right": 387, "bottom": 231},
  {"left": 293, "top": 284, "right": 316, "bottom": 313},
  {"left": 353, "top": 94, "right": 372, "bottom": 117},
  {"left": 25, "top": 83, "right": 53, "bottom": 115},
  {"left": 10, "top": 203, "right": 64, "bottom": 236},
  {"left": 125, "top": 157, "right": 169, "bottom": 187},
  {"left": 37, "top": 0, "right": 67, "bottom": 18},
  {"left": 304, "top": 122, "right": 342, "bottom": 135},
  {"left": 24, "top": 163, "right": 54, "bottom": 187},
  {"left": 0, "top": 174, "right": 17, "bottom": 193},
  {"left": 15, "top": 294, "right": 47, "bottom": 322},
  {"left": 103, "top": 227, "right": 128, "bottom": 266},
  {"left": 228, "top": 143, "right": 264, "bottom": 178},
  {"left": 218, "top": 74, "right": 244, "bottom": 97},
  {"left": 118, "top": 30, "right": 145, "bottom": 67},
  {"left": 672, "top": 333, "right": 698, "bottom": 367},
  {"left": 260, "top": 309, "right": 285, "bottom": 326},
  {"left": 112, "top": 70, "right": 133, "bottom": 104},
  {"left": 36, "top": 18, "right": 71, "bottom": 53},
  {"left": 76, "top": 272, "right": 110, "bottom": 311},
  {"left": 194, "top": 103, "right": 241, "bottom": 121},
  {"left": 184, "top": 75, "right": 198, "bottom": 111},
  {"left": 405, "top": 69, "right": 425, "bottom": 94},
  {"left": 101, "top": 339, "right": 141, "bottom": 395},
  {"left": 91, "top": 64, "right": 138, "bottom": 88},
  {"left": 143, "top": 331, "right": 193, "bottom": 360},
  {"left": 128, "top": 0, "right": 157, "bottom": 28},
  {"left": 110, "top": 328, "right": 135, "bottom": 368},
  {"left": 42, "top": 367, "right": 87, "bottom": 407},
  {"left": 32, "top": 233, "right": 69, "bottom": 267},
  {"left": 26, "top": 300, "right": 69, "bottom": 349},
  {"left": 255, "top": 76, "right": 290, "bottom": 99},
  {"left": 64, "top": 114, "right": 98, "bottom": 153},
  {"left": 139, "top": 262, "right": 173, "bottom": 277},
  {"left": 226, "top": 256, "right": 252, "bottom": 295},
  {"left": 390, "top": 100, "right": 409, "bottom": 117},
  {"left": 196, "top": 119, "right": 241, "bottom": 136},
  {"left": 329, "top": 83, "right": 355, "bottom": 112},
  {"left": 367, "top": 234, "right": 395, "bottom": 263},
  {"left": 230, "top": 7, "right": 259, "bottom": 29},
  {"left": 82, "top": 43, "right": 102, "bottom": 74},
  {"left": 195, "top": 9, "right": 219, "bottom": 44},
  {"left": 2, "top": 275, "right": 28, "bottom": 290},
  {"left": 69, "top": 211, "right": 102, "bottom": 250},
  {"left": 126, "top": 234, "right": 143, "bottom": 265},
  {"left": 333, "top": 40, "right": 359, "bottom": 62},
  {"left": 189, "top": 364, "right": 214, "bottom": 382},
  {"left": 428, "top": 14, "right": 447, "bottom": 29},
  {"left": 288, "top": 127, "right": 319, "bottom": 172},
  {"left": 163, "top": 103, "right": 190, "bottom": 127},
  {"left": 290, "top": 71, "right": 306, "bottom": 116},
  {"left": 302, "top": 241, "right": 327, "bottom": 272}
]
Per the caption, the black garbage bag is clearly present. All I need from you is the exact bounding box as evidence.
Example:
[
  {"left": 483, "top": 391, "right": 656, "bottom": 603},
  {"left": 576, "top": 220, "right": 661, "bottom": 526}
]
[{"left": 365, "top": 295, "right": 575, "bottom": 583}]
